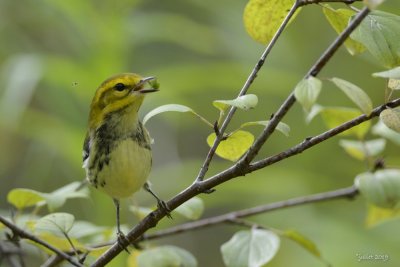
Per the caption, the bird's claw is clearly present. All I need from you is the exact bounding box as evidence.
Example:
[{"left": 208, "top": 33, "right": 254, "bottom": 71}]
[
  {"left": 117, "top": 231, "right": 131, "bottom": 254},
  {"left": 157, "top": 200, "right": 172, "bottom": 219}
]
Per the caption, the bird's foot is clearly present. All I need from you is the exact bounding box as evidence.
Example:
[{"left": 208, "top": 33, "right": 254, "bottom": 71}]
[
  {"left": 116, "top": 231, "right": 131, "bottom": 254},
  {"left": 157, "top": 200, "right": 172, "bottom": 219}
]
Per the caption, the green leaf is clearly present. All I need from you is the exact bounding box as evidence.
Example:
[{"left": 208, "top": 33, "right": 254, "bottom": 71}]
[
  {"left": 7, "top": 188, "right": 45, "bottom": 210},
  {"left": 143, "top": 104, "right": 194, "bottom": 125},
  {"left": 29, "top": 232, "right": 83, "bottom": 253},
  {"left": 380, "top": 107, "right": 400, "bottom": 133},
  {"left": 339, "top": 139, "right": 386, "bottom": 160},
  {"left": 213, "top": 94, "right": 258, "bottom": 112},
  {"left": 305, "top": 104, "right": 324, "bottom": 124},
  {"left": 322, "top": 6, "right": 365, "bottom": 55},
  {"left": 207, "top": 130, "right": 254, "bottom": 161},
  {"left": 351, "top": 11, "right": 400, "bottom": 68},
  {"left": 365, "top": 204, "right": 400, "bottom": 228},
  {"left": 243, "top": 0, "right": 298, "bottom": 44},
  {"left": 137, "top": 246, "right": 197, "bottom": 267},
  {"left": 143, "top": 104, "right": 212, "bottom": 128},
  {"left": 294, "top": 76, "right": 322, "bottom": 112},
  {"left": 221, "top": 229, "right": 280, "bottom": 267},
  {"left": 67, "top": 221, "right": 107, "bottom": 239},
  {"left": 372, "top": 66, "right": 400, "bottom": 79},
  {"left": 241, "top": 120, "right": 290, "bottom": 137},
  {"left": 174, "top": 197, "right": 204, "bottom": 220},
  {"left": 372, "top": 121, "right": 400, "bottom": 145},
  {"left": 388, "top": 79, "right": 400, "bottom": 90},
  {"left": 35, "top": 213, "right": 75, "bottom": 236},
  {"left": 320, "top": 107, "right": 371, "bottom": 139},
  {"left": 283, "top": 229, "right": 320, "bottom": 257},
  {"left": 330, "top": 77, "right": 373, "bottom": 115},
  {"left": 355, "top": 169, "right": 400, "bottom": 209},
  {"left": 42, "top": 182, "right": 89, "bottom": 211}
]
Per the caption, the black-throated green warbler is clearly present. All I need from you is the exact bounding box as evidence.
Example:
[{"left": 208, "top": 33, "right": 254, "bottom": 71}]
[{"left": 83, "top": 73, "right": 166, "bottom": 242}]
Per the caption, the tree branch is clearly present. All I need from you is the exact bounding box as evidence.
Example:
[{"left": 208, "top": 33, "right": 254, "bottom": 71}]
[
  {"left": 0, "top": 215, "right": 83, "bottom": 267},
  {"left": 195, "top": 0, "right": 302, "bottom": 182},
  {"left": 238, "top": 6, "right": 370, "bottom": 167},
  {"left": 142, "top": 186, "right": 358, "bottom": 241}
]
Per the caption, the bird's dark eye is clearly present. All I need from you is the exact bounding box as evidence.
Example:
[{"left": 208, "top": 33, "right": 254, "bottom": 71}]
[{"left": 114, "top": 83, "right": 126, "bottom": 91}]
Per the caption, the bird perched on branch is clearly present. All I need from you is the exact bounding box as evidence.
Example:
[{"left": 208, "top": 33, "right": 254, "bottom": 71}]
[{"left": 83, "top": 73, "right": 168, "bottom": 245}]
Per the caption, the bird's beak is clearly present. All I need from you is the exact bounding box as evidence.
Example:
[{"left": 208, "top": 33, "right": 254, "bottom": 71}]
[{"left": 135, "top": 76, "right": 159, "bottom": 94}]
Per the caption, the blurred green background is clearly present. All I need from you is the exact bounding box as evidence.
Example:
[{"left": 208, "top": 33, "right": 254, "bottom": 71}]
[{"left": 1, "top": 0, "right": 400, "bottom": 266}]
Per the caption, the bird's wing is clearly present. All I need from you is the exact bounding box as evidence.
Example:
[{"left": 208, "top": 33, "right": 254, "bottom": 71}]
[{"left": 82, "top": 133, "right": 90, "bottom": 168}]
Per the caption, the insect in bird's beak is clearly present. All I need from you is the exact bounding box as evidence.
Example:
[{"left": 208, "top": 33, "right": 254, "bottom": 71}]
[{"left": 134, "top": 76, "right": 159, "bottom": 94}]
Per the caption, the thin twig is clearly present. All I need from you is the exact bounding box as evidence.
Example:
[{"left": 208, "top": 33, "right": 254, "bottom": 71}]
[
  {"left": 142, "top": 186, "right": 358, "bottom": 241},
  {"left": 195, "top": 1, "right": 302, "bottom": 182},
  {"left": 0, "top": 216, "right": 83, "bottom": 267}
]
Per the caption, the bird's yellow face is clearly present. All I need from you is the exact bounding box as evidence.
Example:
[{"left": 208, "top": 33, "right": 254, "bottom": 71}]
[{"left": 89, "top": 73, "right": 157, "bottom": 129}]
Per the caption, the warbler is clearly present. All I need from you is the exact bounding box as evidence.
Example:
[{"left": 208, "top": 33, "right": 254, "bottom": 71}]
[{"left": 82, "top": 73, "right": 167, "bottom": 242}]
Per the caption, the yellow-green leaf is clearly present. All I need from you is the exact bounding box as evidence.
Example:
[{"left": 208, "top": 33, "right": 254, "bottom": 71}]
[
  {"left": 388, "top": 79, "right": 400, "bottom": 90},
  {"left": 330, "top": 77, "right": 373, "bottom": 115},
  {"left": 207, "top": 130, "right": 254, "bottom": 161},
  {"left": 339, "top": 139, "right": 386, "bottom": 161},
  {"left": 28, "top": 232, "right": 82, "bottom": 253},
  {"left": 213, "top": 94, "right": 258, "bottom": 112},
  {"left": 143, "top": 104, "right": 212, "bottom": 128},
  {"left": 7, "top": 188, "right": 45, "bottom": 210},
  {"left": 42, "top": 182, "right": 89, "bottom": 211},
  {"left": 365, "top": 204, "right": 400, "bottom": 228},
  {"left": 241, "top": 120, "right": 290, "bottom": 137},
  {"left": 143, "top": 104, "right": 194, "bottom": 125},
  {"left": 243, "top": 0, "right": 298, "bottom": 44},
  {"left": 294, "top": 76, "right": 322, "bottom": 112},
  {"left": 283, "top": 229, "right": 320, "bottom": 257},
  {"left": 221, "top": 229, "right": 280, "bottom": 267},
  {"left": 305, "top": 104, "right": 324, "bottom": 124},
  {"left": 355, "top": 169, "right": 400, "bottom": 209},
  {"left": 68, "top": 221, "right": 107, "bottom": 239},
  {"left": 322, "top": 6, "right": 365, "bottom": 55},
  {"left": 380, "top": 107, "right": 400, "bottom": 133},
  {"left": 320, "top": 107, "right": 371, "bottom": 139},
  {"left": 174, "top": 197, "right": 204, "bottom": 220},
  {"left": 372, "top": 66, "right": 400, "bottom": 79},
  {"left": 35, "top": 213, "right": 75, "bottom": 235}
]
